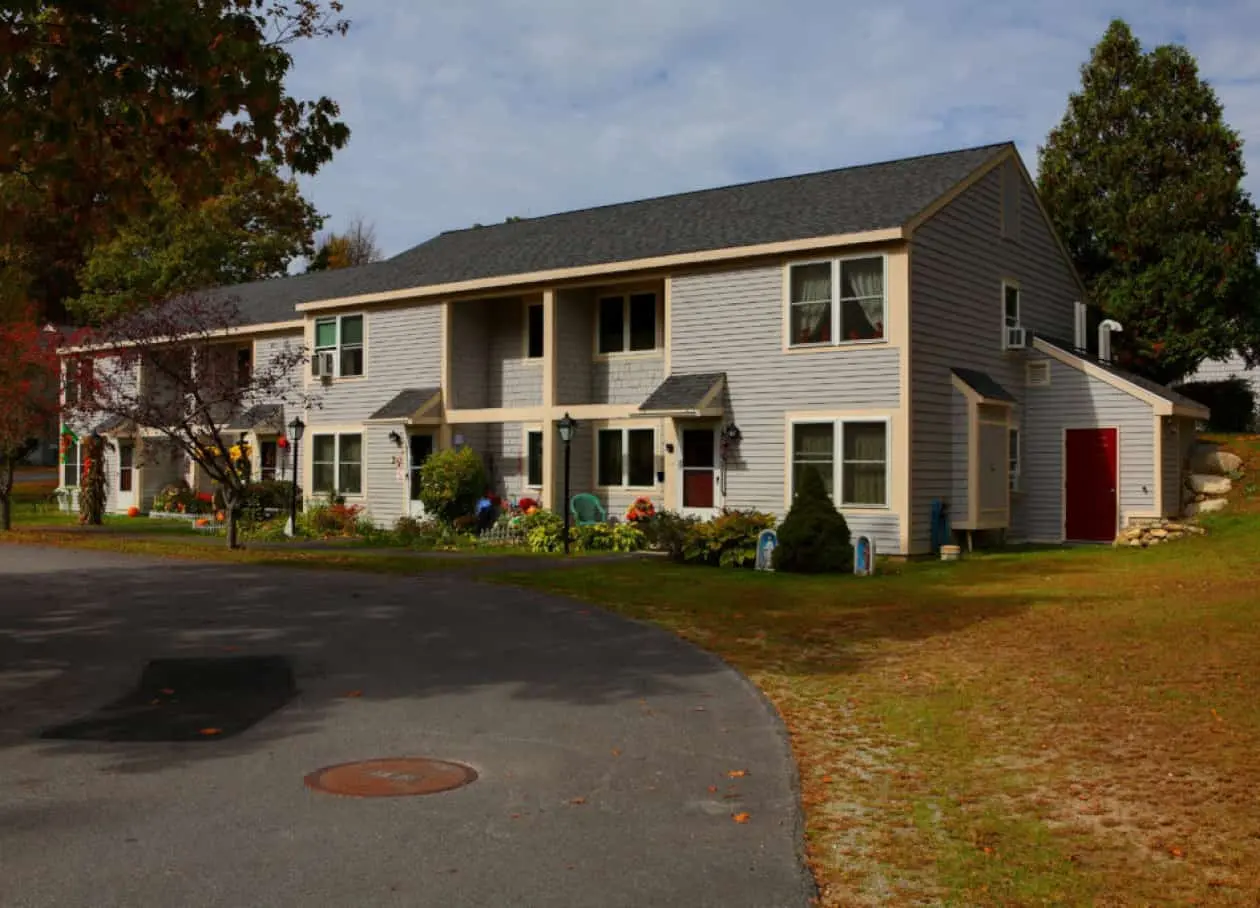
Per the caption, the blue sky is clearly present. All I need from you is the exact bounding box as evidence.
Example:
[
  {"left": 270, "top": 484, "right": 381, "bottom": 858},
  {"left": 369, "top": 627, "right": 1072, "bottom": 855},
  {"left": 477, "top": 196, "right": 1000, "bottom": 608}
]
[{"left": 287, "top": 0, "right": 1260, "bottom": 258}]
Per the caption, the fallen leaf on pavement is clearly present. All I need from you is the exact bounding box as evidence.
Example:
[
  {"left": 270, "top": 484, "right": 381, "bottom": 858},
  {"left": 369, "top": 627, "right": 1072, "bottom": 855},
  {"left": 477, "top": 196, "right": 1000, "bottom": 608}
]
[
  {"left": 707, "top": 785, "right": 719, "bottom": 793},
  {"left": 569, "top": 797, "right": 587, "bottom": 805},
  {"left": 611, "top": 748, "right": 621, "bottom": 757},
  {"left": 727, "top": 769, "right": 748, "bottom": 778},
  {"left": 732, "top": 812, "right": 751, "bottom": 824},
  {"left": 821, "top": 775, "right": 834, "bottom": 783},
  {"left": 344, "top": 690, "right": 363, "bottom": 698},
  {"left": 198, "top": 728, "right": 222, "bottom": 736},
  {"left": 160, "top": 688, "right": 175, "bottom": 695}
]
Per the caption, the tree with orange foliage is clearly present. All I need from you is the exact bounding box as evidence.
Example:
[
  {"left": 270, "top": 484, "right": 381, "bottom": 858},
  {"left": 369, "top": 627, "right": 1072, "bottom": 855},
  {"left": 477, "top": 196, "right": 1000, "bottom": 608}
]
[
  {"left": 0, "top": 1, "right": 352, "bottom": 324},
  {"left": 0, "top": 316, "right": 61, "bottom": 530}
]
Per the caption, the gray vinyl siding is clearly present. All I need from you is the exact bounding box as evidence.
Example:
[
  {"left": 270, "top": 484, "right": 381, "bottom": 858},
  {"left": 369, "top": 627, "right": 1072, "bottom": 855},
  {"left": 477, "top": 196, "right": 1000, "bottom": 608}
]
[
  {"left": 449, "top": 297, "right": 544, "bottom": 409},
  {"left": 253, "top": 331, "right": 304, "bottom": 403},
  {"left": 1180, "top": 353, "right": 1260, "bottom": 428},
  {"left": 364, "top": 424, "right": 406, "bottom": 527},
  {"left": 1160, "top": 416, "right": 1181, "bottom": 518},
  {"left": 556, "top": 289, "right": 594, "bottom": 406},
  {"left": 670, "top": 263, "right": 902, "bottom": 552},
  {"left": 481, "top": 422, "right": 528, "bottom": 500},
  {"left": 909, "top": 161, "right": 1081, "bottom": 552},
  {"left": 312, "top": 303, "right": 442, "bottom": 424},
  {"left": 140, "top": 439, "right": 184, "bottom": 510},
  {"left": 591, "top": 356, "right": 665, "bottom": 406},
  {"left": 449, "top": 302, "right": 488, "bottom": 409},
  {"left": 1022, "top": 355, "right": 1156, "bottom": 541}
]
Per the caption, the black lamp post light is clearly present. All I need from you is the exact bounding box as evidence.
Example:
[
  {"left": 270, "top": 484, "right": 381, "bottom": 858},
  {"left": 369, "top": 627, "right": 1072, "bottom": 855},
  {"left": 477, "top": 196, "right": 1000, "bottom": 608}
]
[
  {"left": 557, "top": 412, "right": 578, "bottom": 556},
  {"left": 286, "top": 416, "right": 305, "bottom": 537}
]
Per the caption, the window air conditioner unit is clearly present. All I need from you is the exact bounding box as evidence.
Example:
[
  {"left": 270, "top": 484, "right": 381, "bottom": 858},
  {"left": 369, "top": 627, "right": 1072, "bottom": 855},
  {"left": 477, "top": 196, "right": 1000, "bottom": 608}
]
[
  {"left": 312, "top": 351, "right": 335, "bottom": 377},
  {"left": 1005, "top": 325, "right": 1027, "bottom": 350}
]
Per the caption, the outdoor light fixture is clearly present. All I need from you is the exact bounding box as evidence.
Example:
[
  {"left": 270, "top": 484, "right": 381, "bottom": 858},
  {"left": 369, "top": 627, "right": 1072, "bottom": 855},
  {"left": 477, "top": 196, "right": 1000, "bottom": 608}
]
[
  {"left": 556, "top": 413, "right": 578, "bottom": 555},
  {"left": 388, "top": 430, "right": 404, "bottom": 448},
  {"left": 285, "top": 416, "right": 305, "bottom": 537},
  {"left": 723, "top": 424, "right": 743, "bottom": 443}
]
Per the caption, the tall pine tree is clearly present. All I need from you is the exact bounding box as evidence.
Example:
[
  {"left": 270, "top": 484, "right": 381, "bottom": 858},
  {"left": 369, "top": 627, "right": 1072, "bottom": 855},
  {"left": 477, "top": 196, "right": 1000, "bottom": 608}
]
[{"left": 1038, "top": 19, "right": 1260, "bottom": 383}]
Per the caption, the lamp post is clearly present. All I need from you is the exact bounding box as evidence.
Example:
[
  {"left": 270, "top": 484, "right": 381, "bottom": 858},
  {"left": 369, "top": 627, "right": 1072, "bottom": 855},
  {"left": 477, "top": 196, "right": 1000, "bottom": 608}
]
[
  {"left": 286, "top": 416, "right": 305, "bottom": 537},
  {"left": 556, "top": 413, "right": 578, "bottom": 556}
]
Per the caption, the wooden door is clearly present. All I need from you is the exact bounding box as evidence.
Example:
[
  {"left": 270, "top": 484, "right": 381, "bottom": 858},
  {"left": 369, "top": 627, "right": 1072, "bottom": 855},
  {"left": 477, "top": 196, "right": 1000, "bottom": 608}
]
[{"left": 1065, "top": 428, "right": 1118, "bottom": 541}]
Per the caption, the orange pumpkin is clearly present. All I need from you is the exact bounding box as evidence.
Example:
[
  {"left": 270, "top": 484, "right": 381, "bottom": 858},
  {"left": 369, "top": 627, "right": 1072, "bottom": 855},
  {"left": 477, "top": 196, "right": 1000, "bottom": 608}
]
[
  {"left": 215, "top": 510, "right": 226, "bottom": 523},
  {"left": 126, "top": 506, "right": 140, "bottom": 518},
  {"left": 195, "top": 518, "right": 209, "bottom": 528}
]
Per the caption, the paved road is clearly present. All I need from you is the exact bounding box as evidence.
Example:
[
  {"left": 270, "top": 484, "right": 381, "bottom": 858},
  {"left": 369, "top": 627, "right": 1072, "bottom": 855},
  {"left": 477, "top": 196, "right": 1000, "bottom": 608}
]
[{"left": 0, "top": 546, "right": 813, "bottom": 908}]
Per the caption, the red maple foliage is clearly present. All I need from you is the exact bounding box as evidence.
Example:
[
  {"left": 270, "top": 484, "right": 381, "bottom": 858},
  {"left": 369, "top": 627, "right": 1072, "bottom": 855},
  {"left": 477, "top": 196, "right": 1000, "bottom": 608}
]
[{"left": 0, "top": 315, "right": 62, "bottom": 530}]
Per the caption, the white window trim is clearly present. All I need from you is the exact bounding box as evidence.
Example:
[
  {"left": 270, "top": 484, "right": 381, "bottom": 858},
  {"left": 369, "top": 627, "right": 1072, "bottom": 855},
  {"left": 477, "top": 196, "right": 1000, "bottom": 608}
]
[
  {"left": 1008, "top": 426, "right": 1022, "bottom": 493},
  {"left": 524, "top": 428, "right": 544, "bottom": 489},
  {"left": 313, "top": 313, "right": 367, "bottom": 379},
  {"left": 788, "top": 416, "right": 892, "bottom": 510},
  {"left": 786, "top": 253, "right": 889, "bottom": 350},
  {"left": 311, "top": 431, "right": 365, "bottom": 498},
  {"left": 61, "top": 439, "right": 82, "bottom": 488},
  {"left": 594, "top": 291, "right": 661, "bottom": 358},
  {"left": 594, "top": 426, "right": 658, "bottom": 489},
  {"left": 1001, "top": 280, "right": 1021, "bottom": 350},
  {"left": 523, "top": 301, "right": 545, "bottom": 362}
]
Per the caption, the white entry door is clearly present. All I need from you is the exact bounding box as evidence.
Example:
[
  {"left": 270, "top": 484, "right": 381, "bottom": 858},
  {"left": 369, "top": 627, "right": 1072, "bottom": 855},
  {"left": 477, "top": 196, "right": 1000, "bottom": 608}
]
[
  {"left": 679, "top": 426, "right": 721, "bottom": 518},
  {"left": 407, "top": 432, "right": 435, "bottom": 517},
  {"left": 115, "top": 440, "right": 137, "bottom": 512}
]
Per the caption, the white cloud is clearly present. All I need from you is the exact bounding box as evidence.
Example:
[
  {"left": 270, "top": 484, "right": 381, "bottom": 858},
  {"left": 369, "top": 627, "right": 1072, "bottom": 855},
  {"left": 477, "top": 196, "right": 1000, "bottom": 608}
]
[{"left": 286, "top": 0, "right": 1260, "bottom": 255}]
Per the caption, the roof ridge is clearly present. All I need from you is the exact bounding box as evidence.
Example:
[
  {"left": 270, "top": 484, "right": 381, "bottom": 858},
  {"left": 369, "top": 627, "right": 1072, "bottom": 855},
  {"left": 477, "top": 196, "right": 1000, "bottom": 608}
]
[{"left": 431, "top": 141, "right": 1015, "bottom": 240}]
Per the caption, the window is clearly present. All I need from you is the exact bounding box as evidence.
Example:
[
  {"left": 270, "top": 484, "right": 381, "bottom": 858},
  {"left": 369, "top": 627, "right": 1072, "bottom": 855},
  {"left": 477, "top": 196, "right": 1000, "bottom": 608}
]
[
  {"left": 62, "top": 440, "right": 81, "bottom": 488},
  {"left": 1008, "top": 427, "right": 1021, "bottom": 492},
  {"left": 596, "top": 428, "right": 655, "bottom": 487},
  {"left": 1003, "top": 282, "right": 1021, "bottom": 330},
  {"left": 236, "top": 346, "right": 253, "bottom": 389},
  {"left": 790, "top": 419, "right": 890, "bottom": 507},
  {"left": 788, "top": 257, "right": 885, "bottom": 347},
  {"left": 314, "top": 314, "right": 365, "bottom": 378},
  {"left": 64, "top": 357, "right": 93, "bottom": 406},
  {"left": 526, "top": 430, "right": 544, "bottom": 487},
  {"left": 260, "top": 440, "right": 278, "bottom": 482},
  {"left": 526, "top": 303, "right": 544, "bottom": 359},
  {"left": 597, "top": 292, "right": 658, "bottom": 354},
  {"left": 791, "top": 423, "right": 835, "bottom": 498},
  {"left": 312, "top": 433, "right": 363, "bottom": 496},
  {"left": 118, "top": 442, "right": 134, "bottom": 493}
]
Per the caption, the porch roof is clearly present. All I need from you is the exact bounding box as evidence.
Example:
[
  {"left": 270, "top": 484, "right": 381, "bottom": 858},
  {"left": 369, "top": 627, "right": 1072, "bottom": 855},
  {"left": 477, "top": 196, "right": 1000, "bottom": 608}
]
[
  {"left": 638, "top": 373, "right": 726, "bottom": 416},
  {"left": 225, "top": 404, "right": 286, "bottom": 433},
  {"left": 367, "top": 387, "right": 443, "bottom": 422},
  {"left": 951, "top": 368, "right": 1016, "bottom": 404}
]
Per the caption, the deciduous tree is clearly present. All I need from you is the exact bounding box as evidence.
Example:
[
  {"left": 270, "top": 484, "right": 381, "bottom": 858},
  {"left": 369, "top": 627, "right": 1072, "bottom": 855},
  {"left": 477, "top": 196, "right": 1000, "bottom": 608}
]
[
  {"left": 307, "top": 216, "right": 383, "bottom": 271},
  {"left": 1038, "top": 19, "right": 1260, "bottom": 384},
  {"left": 69, "top": 167, "right": 323, "bottom": 323},
  {"left": 0, "top": 0, "right": 351, "bottom": 323},
  {"left": 0, "top": 315, "right": 61, "bottom": 531},
  {"left": 64, "top": 295, "right": 314, "bottom": 548}
]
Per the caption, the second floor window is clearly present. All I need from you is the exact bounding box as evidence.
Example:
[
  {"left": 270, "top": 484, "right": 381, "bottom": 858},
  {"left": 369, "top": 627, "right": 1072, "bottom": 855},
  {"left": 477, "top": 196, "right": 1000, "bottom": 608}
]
[
  {"left": 789, "top": 256, "right": 885, "bottom": 347},
  {"left": 598, "top": 292, "right": 658, "bottom": 354},
  {"left": 314, "top": 314, "right": 365, "bottom": 378},
  {"left": 526, "top": 303, "right": 544, "bottom": 359}
]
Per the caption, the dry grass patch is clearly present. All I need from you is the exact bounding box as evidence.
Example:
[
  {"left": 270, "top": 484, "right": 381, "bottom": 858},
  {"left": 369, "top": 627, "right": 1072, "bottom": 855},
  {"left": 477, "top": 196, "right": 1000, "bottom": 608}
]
[{"left": 501, "top": 437, "right": 1260, "bottom": 906}]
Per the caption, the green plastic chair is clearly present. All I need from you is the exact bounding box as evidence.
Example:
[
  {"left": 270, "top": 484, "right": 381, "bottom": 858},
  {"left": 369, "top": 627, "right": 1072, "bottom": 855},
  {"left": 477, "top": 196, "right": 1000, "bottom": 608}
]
[{"left": 570, "top": 493, "right": 607, "bottom": 526}]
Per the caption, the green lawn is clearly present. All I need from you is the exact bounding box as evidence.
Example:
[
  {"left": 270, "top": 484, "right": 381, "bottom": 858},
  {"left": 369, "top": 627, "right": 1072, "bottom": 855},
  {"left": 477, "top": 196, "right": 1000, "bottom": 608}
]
[{"left": 5, "top": 440, "right": 1260, "bottom": 905}]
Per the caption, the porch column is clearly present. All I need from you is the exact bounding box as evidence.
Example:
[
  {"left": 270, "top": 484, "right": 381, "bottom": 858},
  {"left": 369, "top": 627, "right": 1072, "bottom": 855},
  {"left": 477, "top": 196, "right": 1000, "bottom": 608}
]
[
  {"left": 541, "top": 288, "right": 559, "bottom": 510},
  {"left": 661, "top": 417, "right": 679, "bottom": 513},
  {"left": 541, "top": 418, "right": 558, "bottom": 511}
]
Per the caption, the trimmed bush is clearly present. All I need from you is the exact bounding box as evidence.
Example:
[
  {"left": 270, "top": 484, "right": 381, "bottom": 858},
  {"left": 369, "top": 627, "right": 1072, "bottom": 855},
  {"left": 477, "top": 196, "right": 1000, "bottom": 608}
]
[
  {"left": 1177, "top": 377, "right": 1257, "bottom": 432},
  {"left": 641, "top": 510, "right": 699, "bottom": 561},
  {"left": 418, "top": 447, "right": 486, "bottom": 525},
  {"left": 682, "top": 509, "right": 777, "bottom": 568},
  {"left": 773, "top": 466, "right": 852, "bottom": 573}
]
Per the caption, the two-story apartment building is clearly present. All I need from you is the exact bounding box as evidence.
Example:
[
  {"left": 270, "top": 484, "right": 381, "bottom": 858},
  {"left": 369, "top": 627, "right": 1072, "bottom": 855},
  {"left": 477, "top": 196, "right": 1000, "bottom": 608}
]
[{"left": 62, "top": 142, "right": 1207, "bottom": 554}]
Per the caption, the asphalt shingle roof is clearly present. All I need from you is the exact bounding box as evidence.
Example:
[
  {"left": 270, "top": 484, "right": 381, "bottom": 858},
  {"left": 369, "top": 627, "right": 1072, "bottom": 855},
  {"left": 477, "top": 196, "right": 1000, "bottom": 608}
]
[
  {"left": 1036, "top": 335, "right": 1209, "bottom": 415},
  {"left": 639, "top": 373, "right": 727, "bottom": 412},
  {"left": 951, "top": 367, "right": 1016, "bottom": 403},
  {"left": 194, "top": 142, "right": 1013, "bottom": 325},
  {"left": 368, "top": 388, "right": 442, "bottom": 421}
]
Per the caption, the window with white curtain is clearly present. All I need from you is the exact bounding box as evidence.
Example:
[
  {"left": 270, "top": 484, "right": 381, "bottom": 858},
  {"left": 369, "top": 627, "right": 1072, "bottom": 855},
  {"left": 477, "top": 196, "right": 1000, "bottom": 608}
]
[
  {"left": 790, "top": 419, "right": 889, "bottom": 507},
  {"left": 788, "top": 256, "right": 885, "bottom": 346}
]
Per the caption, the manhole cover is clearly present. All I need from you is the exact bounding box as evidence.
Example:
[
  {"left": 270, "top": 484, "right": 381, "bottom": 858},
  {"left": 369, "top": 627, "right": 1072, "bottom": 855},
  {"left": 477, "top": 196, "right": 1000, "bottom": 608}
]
[{"left": 304, "top": 758, "right": 478, "bottom": 798}]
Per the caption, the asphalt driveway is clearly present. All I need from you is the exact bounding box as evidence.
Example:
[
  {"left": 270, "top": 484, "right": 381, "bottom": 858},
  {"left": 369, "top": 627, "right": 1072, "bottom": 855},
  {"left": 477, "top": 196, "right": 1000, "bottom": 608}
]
[{"left": 0, "top": 546, "right": 813, "bottom": 908}]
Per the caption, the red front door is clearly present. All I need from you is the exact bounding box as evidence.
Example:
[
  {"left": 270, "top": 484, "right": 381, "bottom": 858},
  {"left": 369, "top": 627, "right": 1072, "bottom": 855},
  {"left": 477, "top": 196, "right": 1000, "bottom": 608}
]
[{"left": 1065, "top": 428, "right": 1118, "bottom": 541}]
